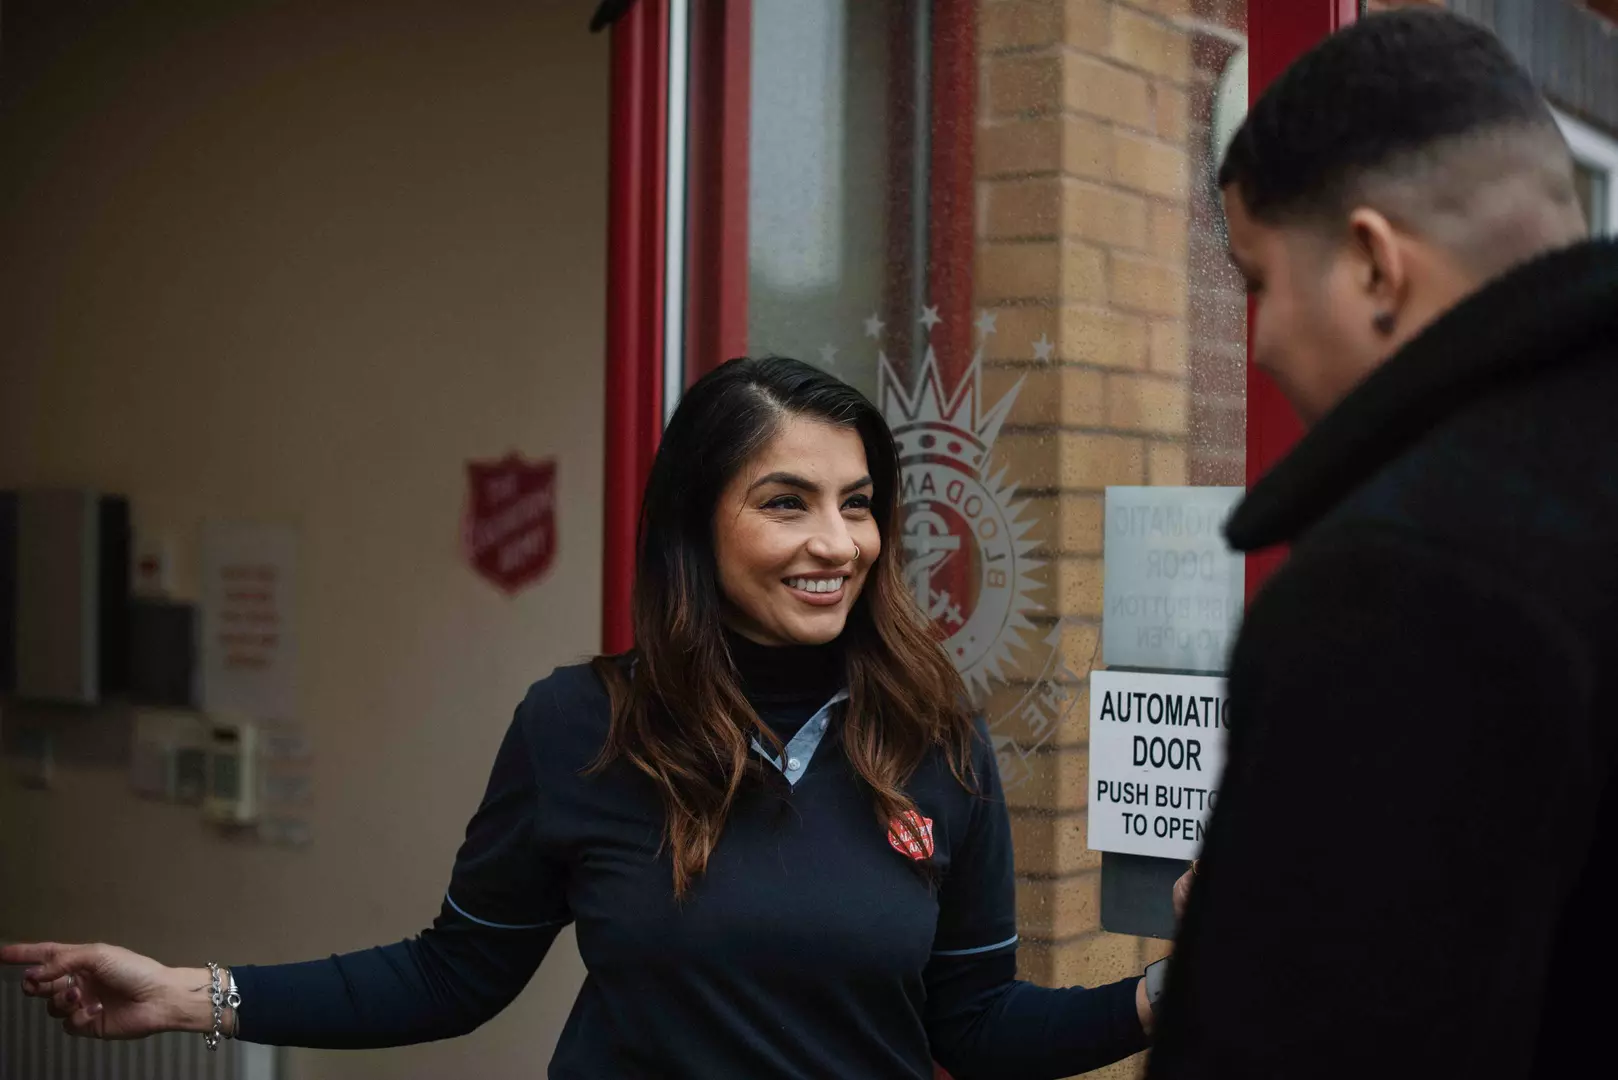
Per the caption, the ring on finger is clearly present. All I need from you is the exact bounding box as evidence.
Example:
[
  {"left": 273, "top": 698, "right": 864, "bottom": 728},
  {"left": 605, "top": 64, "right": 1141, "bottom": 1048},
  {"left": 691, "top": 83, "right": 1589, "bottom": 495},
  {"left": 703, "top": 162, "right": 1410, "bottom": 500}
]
[{"left": 65, "top": 974, "right": 76, "bottom": 990}]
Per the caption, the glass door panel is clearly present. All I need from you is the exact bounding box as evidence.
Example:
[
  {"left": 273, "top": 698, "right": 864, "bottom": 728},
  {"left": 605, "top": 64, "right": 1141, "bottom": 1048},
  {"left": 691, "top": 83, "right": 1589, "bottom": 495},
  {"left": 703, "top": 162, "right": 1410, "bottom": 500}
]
[{"left": 682, "top": 2, "right": 1258, "bottom": 1058}]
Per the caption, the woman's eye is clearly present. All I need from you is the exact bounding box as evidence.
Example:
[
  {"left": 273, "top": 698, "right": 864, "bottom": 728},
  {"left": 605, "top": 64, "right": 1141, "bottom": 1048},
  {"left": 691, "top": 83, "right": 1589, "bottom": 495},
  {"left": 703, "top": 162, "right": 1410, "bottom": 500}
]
[
  {"left": 843, "top": 494, "right": 873, "bottom": 512},
  {"left": 763, "top": 495, "right": 806, "bottom": 512}
]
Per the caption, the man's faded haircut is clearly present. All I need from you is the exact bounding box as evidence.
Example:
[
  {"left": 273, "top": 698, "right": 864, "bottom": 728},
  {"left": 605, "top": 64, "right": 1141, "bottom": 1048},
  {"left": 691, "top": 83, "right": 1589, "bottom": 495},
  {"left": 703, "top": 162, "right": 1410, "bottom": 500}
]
[{"left": 1219, "top": 9, "right": 1569, "bottom": 227}]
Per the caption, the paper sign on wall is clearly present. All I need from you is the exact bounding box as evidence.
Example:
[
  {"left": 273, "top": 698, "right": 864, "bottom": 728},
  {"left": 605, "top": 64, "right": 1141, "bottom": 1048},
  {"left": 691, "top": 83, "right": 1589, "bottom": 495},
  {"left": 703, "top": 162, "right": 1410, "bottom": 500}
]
[
  {"left": 200, "top": 522, "right": 297, "bottom": 723},
  {"left": 1087, "top": 669, "right": 1229, "bottom": 860}
]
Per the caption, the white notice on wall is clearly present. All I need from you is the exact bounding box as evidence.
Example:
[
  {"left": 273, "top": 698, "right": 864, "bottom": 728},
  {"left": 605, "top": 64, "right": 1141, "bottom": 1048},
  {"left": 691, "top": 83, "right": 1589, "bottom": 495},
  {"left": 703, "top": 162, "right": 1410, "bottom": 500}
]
[
  {"left": 1087, "top": 669, "right": 1229, "bottom": 860},
  {"left": 200, "top": 522, "right": 297, "bottom": 723}
]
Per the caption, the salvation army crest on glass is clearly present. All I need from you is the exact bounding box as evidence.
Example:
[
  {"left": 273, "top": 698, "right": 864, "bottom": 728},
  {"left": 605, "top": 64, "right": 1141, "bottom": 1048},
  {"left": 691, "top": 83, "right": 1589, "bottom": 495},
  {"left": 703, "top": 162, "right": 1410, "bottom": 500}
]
[{"left": 875, "top": 314, "right": 1089, "bottom": 792}]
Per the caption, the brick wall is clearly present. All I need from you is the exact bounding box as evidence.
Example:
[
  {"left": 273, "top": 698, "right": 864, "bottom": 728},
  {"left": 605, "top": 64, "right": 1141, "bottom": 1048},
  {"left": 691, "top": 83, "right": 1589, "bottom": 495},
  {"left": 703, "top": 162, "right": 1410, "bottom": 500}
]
[{"left": 974, "top": 2, "right": 1242, "bottom": 1075}]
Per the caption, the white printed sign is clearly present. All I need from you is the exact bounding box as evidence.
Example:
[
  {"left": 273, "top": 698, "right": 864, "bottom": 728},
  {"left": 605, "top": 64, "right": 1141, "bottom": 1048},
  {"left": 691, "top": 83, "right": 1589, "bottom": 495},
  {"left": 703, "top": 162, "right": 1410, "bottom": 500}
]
[
  {"left": 200, "top": 522, "right": 297, "bottom": 722},
  {"left": 1087, "top": 669, "right": 1229, "bottom": 860},
  {"left": 1103, "top": 486, "right": 1245, "bottom": 673}
]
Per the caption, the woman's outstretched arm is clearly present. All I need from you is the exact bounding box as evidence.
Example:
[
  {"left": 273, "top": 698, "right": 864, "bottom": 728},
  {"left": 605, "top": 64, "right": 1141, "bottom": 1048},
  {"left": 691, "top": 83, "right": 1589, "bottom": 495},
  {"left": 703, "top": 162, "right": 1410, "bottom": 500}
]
[{"left": 3, "top": 703, "right": 570, "bottom": 1048}]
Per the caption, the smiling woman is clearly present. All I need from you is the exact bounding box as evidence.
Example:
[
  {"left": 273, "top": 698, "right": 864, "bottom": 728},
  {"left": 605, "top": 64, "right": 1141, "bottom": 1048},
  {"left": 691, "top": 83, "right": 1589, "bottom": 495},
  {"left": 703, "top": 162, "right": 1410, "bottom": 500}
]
[
  {"left": 2, "top": 357, "right": 1168, "bottom": 1080},
  {"left": 596, "top": 355, "right": 971, "bottom": 898},
  {"left": 713, "top": 420, "right": 880, "bottom": 645}
]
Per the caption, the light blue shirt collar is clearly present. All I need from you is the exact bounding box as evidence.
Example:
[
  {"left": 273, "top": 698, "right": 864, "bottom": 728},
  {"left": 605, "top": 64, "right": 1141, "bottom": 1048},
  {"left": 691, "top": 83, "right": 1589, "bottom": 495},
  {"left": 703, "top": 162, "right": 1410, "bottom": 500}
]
[{"left": 750, "top": 689, "right": 848, "bottom": 787}]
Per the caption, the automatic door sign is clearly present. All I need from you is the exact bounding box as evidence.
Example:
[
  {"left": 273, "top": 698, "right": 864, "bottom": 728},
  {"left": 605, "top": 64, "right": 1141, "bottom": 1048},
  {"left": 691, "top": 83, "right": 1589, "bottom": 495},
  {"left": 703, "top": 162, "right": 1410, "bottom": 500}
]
[{"left": 1087, "top": 669, "right": 1228, "bottom": 860}]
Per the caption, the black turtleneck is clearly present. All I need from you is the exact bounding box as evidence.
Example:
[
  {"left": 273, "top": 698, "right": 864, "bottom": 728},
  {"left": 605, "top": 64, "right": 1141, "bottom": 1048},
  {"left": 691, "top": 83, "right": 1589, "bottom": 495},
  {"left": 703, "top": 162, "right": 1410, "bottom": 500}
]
[{"left": 725, "top": 630, "right": 845, "bottom": 743}]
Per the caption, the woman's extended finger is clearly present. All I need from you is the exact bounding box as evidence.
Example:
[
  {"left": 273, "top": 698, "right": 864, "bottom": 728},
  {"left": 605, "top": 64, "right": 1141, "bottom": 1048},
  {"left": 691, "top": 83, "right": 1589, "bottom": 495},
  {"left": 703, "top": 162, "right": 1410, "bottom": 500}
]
[{"left": 0, "top": 942, "right": 67, "bottom": 968}]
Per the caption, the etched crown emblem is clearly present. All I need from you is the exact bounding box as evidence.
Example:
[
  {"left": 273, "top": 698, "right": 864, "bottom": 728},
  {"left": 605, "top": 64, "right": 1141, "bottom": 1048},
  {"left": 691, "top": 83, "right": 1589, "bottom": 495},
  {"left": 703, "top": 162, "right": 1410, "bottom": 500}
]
[{"left": 874, "top": 316, "right": 1045, "bottom": 694}]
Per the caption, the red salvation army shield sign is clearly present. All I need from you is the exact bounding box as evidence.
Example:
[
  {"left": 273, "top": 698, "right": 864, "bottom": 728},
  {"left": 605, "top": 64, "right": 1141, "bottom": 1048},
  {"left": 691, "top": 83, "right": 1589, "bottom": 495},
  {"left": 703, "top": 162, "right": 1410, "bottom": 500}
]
[{"left": 463, "top": 453, "right": 557, "bottom": 594}]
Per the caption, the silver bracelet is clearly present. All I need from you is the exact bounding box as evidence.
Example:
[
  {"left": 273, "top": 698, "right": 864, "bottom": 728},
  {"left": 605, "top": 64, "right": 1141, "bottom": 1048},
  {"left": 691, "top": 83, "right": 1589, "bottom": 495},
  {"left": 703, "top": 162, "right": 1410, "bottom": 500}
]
[{"left": 203, "top": 963, "right": 241, "bottom": 1051}]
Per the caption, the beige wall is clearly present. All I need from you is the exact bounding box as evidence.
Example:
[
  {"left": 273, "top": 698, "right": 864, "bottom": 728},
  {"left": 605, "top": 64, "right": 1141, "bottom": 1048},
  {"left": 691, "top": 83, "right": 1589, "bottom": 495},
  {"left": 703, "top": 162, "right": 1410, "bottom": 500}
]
[{"left": 0, "top": 2, "right": 604, "bottom": 1076}]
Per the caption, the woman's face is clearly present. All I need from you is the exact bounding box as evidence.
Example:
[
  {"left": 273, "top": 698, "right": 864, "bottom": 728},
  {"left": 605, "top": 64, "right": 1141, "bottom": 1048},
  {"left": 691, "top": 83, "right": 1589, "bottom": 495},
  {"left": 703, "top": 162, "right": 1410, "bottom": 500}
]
[{"left": 712, "top": 416, "right": 882, "bottom": 647}]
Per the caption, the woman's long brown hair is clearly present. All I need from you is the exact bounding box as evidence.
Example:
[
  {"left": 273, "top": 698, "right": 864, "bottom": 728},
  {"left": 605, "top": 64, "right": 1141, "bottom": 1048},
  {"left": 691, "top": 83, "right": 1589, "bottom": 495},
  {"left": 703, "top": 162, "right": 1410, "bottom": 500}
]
[{"left": 591, "top": 356, "right": 977, "bottom": 896}]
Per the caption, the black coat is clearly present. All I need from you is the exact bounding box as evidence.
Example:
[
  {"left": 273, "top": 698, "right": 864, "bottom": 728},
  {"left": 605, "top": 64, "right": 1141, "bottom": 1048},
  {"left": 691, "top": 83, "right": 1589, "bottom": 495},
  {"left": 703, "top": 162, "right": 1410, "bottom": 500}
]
[{"left": 1149, "top": 239, "right": 1618, "bottom": 1079}]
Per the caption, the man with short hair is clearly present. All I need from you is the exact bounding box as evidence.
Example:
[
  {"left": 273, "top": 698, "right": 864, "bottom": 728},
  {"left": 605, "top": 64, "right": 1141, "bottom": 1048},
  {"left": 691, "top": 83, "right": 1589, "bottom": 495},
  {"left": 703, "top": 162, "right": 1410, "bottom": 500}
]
[{"left": 1148, "top": 10, "right": 1617, "bottom": 1078}]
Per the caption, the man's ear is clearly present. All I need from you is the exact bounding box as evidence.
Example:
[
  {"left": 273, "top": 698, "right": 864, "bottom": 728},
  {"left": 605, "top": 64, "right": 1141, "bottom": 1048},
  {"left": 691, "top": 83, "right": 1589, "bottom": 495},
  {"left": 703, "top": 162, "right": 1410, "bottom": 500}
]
[{"left": 1346, "top": 207, "right": 1407, "bottom": 335}]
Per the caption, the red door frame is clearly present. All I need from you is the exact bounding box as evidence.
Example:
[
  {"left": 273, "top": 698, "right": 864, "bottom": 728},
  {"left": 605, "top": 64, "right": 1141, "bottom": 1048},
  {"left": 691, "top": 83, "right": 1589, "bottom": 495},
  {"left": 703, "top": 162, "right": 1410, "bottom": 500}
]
[
  {"left": 600, "top": 0, "right": 1357, "bottom": 653},
  {"left": 1243, "top": 0, "right": 1359, "bottom": 598},
  {"left": 684, "top": 0, "right": 752, "bottom": 379},
  {"left": 602, "top": 0, "right": 671, "bottom": 656}
]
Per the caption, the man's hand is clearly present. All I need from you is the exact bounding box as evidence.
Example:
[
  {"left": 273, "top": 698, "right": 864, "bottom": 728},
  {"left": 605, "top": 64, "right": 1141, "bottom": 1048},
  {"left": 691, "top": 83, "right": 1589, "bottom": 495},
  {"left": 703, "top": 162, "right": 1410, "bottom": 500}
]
[{"left": 1172, "top": 860, "right": 1199, "bottom": 922}]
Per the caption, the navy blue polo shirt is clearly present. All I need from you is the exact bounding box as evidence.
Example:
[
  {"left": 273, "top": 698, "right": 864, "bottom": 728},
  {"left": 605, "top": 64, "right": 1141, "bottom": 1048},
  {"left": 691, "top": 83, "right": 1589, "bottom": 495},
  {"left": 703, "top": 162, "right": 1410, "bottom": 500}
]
[{"left": 233, "top": 639, "right": 1148, "bottom": 1078}]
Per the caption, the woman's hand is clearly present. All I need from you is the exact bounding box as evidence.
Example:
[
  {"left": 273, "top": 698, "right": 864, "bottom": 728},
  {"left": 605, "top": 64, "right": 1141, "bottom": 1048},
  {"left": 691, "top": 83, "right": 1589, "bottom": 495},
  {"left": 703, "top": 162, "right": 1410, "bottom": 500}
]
[
  {"left": 1172, "top": 859, "right": 1199, "bottom": 922},
  {"left": 0, "top": 942, "right": 216, "bottom": 1039}
]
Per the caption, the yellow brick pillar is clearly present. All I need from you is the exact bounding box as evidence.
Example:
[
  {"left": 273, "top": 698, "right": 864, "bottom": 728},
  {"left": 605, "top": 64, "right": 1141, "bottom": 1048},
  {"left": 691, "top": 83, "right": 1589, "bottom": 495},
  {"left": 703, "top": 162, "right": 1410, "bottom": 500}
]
[{"left": 974, "top": 2, "right": 1208, "bottom": 1075}]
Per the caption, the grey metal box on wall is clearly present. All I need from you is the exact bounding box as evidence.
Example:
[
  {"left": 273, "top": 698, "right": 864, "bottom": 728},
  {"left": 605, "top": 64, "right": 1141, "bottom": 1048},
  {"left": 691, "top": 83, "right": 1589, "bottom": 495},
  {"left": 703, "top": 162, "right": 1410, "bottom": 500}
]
[
  {"left": 15, "top": 489, "right": 99, "bottom": 703},
  {"left": 10, "top": 489, "right": 131, "bottom": 705}
]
